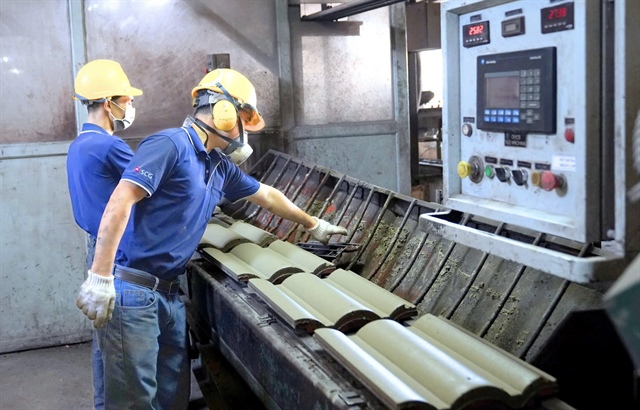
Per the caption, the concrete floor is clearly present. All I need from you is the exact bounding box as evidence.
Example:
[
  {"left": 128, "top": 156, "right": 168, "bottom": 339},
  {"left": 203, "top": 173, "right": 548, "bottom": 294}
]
[{"left": 0, "top": 342, "right": 206, "bottom": 410}]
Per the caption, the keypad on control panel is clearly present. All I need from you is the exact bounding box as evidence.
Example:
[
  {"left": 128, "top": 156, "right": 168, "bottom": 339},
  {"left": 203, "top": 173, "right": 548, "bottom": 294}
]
[
  {"left": 519, "top": 69, "right": 541, "bottom": 124},
  {"left": 483, "top": 108, "right": 521, "bottom": 124}
]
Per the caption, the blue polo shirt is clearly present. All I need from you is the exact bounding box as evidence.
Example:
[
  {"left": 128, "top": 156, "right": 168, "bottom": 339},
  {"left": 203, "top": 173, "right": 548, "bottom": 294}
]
[
  {"left": 116, "top": 125, "right": 260, "bottom": 280},
  {"left": 66, "top": 123, "right": 133, "bottom": 241}
]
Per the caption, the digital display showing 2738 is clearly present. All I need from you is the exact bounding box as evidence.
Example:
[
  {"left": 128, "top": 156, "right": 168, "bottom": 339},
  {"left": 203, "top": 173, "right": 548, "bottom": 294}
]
[
  {"left": 541, "top": 2, "right": 574, "bottom": 33},
  {"left": 463, "top": 21, "right": 490, "bottom": 48}
]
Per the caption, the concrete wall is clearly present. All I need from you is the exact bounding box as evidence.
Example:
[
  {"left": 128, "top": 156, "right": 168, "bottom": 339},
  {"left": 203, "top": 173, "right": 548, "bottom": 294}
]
[
  {"left": 287, "top": 3, "right": 411, "bottom": 193},
  {"left": 0, "top": 143, "right": 92, "bottom": 352},
  {"left": 0, "top": 0, "right": 411, "bottom": 352},
  {"left": 0, "top": 0, "right": 286, "bottom": 354}
]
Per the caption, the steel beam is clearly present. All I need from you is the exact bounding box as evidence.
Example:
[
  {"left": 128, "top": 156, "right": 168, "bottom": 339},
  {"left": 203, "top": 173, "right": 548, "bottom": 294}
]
[{"left": 301, "top": 0, "right": 406, "bottom": 22}]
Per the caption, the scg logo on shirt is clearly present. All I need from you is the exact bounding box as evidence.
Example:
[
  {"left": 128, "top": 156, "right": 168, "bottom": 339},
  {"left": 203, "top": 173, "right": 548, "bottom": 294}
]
[{"left": 133, "top": 166, "right": 153, "bottom": 179}]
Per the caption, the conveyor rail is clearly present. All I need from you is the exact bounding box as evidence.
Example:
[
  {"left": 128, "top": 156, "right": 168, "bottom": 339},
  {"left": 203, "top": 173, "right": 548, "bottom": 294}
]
[{"left": 186, "top": 150, "right": 626, "bottom": 409}]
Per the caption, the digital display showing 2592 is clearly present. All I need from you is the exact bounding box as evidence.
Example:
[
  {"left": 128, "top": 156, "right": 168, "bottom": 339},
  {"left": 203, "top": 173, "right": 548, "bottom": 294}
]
[
  {"left": 463, "top": 21, "right": 490, "bottom": 48},
  {"left": 468, "top": 24, "right": 485, "bottom": 36}
]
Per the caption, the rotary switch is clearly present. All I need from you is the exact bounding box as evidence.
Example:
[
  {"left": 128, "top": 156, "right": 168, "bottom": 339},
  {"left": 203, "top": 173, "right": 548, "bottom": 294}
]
[
  {"left": 495, "top": 167, "right": 511, "bottom": 183},
  {"left": 512, "top": 169, "right": 528, "bottom": 186}
]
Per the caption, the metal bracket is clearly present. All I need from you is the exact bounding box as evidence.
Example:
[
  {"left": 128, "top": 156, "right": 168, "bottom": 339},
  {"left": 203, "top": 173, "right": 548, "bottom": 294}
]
[
  {"left": 296, "top": 241, "right": 360, "bottom": 261},
  {"left": 338, "top": 390, "right": 366, "bottom": 406},
  {"left": 301, "top": 0, "right": 406, "bottom": 21},
  {"left": 257, "top": 313, "right": 277, "bottom": 327},
  {"left": 419, "top": 210, "right": 626, "bottom": 283}
]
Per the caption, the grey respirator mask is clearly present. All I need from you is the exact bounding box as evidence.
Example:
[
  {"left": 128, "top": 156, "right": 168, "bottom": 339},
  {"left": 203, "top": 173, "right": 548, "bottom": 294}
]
[
  {"left": 221, "top": 128, "right": 253, "bottom": 165},
  {"left": 190, "top": 84, "right": 255, "bottom": 165},
  {"left": 187, "top": 115, "right": 253, "bottom": 166}
]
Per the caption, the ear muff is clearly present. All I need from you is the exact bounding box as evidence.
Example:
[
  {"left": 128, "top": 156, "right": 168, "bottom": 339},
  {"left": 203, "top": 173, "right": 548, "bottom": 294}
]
[{"left": 212, "top": 100, "right": 237, "bottom": 132}]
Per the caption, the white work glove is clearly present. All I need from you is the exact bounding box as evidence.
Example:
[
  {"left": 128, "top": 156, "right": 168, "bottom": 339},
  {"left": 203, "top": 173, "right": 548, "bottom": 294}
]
[
  {"left": 307, "top": 217, "right": 348, "bottom": 244},
  {"left": 76, "top": 270, "right": 115, "bottom": 329}
]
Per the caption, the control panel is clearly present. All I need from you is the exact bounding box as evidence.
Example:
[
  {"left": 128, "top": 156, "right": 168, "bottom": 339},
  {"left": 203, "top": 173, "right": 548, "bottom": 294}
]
[
  {"left": 477, "top": 48, "right": 556, "bottom": 134},
  {"left": 441, "top": 0, "right": 602, "bottom": 242}
]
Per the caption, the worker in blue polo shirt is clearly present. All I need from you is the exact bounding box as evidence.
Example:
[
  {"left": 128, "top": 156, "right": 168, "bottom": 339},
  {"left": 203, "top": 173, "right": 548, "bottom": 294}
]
[
  {"left": 66, "top": 59, "right": 143, "bottom": 410},
  {"left": 75, "top": 68, "right": 347, "bottom": 409}
]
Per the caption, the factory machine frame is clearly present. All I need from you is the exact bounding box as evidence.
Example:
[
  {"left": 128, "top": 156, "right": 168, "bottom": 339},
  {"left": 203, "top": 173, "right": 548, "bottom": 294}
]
[
  {"left": 421, "top": 0, "right": 639, "bottom": 283},
  {"left": 182, "top": 2, "right": 639, "bottom": 408},
  {"left": 185, "top": 150, "right": 637, "bottom": 409}
]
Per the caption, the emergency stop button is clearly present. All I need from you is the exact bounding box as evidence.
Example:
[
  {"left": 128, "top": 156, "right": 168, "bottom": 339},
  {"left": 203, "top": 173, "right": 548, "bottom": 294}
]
[
  {"left": 540, "top": 171, "right": 565, "bottom": 191},
  {"left": 565, "top": 128, "right": 575, "bottom": 143}
]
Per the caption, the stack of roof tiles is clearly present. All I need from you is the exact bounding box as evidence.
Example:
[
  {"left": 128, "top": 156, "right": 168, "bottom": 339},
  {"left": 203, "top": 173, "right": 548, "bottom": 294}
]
[{"left": 197, "top": 215, "right": 558, "bottom": 410}]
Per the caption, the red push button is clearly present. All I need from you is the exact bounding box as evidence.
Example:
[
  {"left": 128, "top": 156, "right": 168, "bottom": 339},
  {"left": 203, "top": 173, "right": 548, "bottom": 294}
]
[
  {"left": 540, "top": 171, "right": 564, "bottom": 191},
  {"left": 565, "top": 128, "right": 575, "bottom": 143}
]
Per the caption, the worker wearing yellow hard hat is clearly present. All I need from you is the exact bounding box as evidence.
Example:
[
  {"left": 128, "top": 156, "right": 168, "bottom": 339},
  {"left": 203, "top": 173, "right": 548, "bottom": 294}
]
[
  {"left": 75, "top": 67, "right": 347, "bottom": 409},
  {"left": 67, "top": 59, "right": 143, "bottom": 410},
  {"left": 188, "top": 68, "right": 265, "bottom": 165},
  {"left": 73, "top": 59, "right": 143, "bottom": 132}
]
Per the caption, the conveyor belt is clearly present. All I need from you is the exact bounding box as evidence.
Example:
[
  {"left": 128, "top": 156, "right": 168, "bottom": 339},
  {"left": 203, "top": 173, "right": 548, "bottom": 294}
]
[
  {"left": 186, "top": 261, "right": 384, "bottom": 410},
  {"left": 191, "top": 210, "right": 564, "bottom": 409},
  {"left": 186, "top": 150, "right": 621, "bottom": 409},
  {"left": 186, "top": 260, "right": 563, "bottom": 410},
  {"left": 221, "top": 150, "right": 604, "bottom": 360}
]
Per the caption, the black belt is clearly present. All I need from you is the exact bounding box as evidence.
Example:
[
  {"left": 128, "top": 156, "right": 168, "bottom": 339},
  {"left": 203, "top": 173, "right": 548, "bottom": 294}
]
[{"left": 113, "top": 267, "right": 181, "bottom": 295}]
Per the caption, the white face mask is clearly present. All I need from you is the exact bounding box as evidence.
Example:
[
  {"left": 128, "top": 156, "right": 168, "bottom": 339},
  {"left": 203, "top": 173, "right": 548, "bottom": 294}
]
[{"left": 109, "top": 101, "right": 136, "bottom": 132}]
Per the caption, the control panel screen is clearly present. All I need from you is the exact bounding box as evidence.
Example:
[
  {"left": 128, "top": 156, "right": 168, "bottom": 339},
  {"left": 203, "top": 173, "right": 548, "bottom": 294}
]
[
  {"left": 485, "top": 72, "right": 520, "bottom": 108},
  {"left": 477, "top": 47, "right": 556, "bottom": 134}
]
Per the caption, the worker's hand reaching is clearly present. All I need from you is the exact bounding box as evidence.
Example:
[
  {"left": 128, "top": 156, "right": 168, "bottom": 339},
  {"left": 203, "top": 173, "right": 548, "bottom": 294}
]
[
  {"left": 307, "top": 217, "right": 348, "bottom": 244},
  {"left": 76, "top": 270, "right": 116, "bottom": 329}
]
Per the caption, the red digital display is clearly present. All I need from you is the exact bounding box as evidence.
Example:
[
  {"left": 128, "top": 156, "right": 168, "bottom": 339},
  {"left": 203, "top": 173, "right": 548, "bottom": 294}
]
[
  {"left": 468, "top": 24, "right": 484, "bottom": 36},
  {"left": 548, "top": 6, "right": 567, "bottom": 20},
  {"left": 463, "top": 21, "right": 490, "bottom": 48},
  {"left": 541, "top": 2, "right": 574, "bottom": 33}
]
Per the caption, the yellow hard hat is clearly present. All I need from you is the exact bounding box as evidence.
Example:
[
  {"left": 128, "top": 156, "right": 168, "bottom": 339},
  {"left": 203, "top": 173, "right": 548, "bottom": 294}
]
[
  {"left": 74, "top": 59, "right": 143, "bottom": 101},
  {"left": 192, "top": 68, "right": 265, "bottom": 132}
]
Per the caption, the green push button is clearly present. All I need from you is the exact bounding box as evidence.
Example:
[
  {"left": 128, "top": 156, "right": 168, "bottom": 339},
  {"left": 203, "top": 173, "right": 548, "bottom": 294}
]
[{"left": 484, "top": 165, "right": 494, "bottom": 178}]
